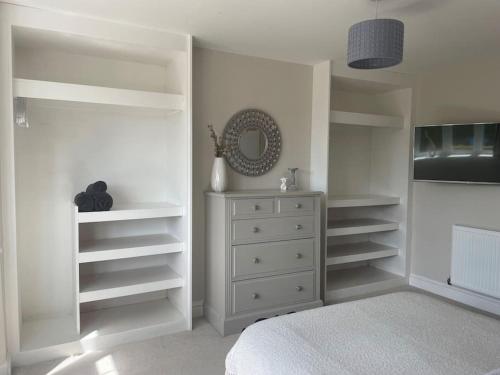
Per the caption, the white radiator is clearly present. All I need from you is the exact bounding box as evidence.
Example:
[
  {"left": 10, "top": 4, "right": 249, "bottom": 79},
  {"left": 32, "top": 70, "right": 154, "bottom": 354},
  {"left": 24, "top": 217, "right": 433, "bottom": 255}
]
[{"left": 451, "top": 225, "right": 500, "bottom": 299}]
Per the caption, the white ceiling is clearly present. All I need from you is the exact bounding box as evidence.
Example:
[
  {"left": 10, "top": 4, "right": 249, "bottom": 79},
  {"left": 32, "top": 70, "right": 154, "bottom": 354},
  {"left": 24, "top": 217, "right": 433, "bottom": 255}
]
[{"left": 5, "top": 0, "right": 500, "bottom": 72}]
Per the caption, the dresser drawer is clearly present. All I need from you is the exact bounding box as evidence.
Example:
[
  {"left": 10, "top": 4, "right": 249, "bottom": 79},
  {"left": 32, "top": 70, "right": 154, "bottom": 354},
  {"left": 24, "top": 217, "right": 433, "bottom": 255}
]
[
  {"left": 277, "top": 196, "right": 315, "bottom": 215},
  {"left": 232, "top": 271, "right": 315, "bottom": 314},
  {"left": 232, "top": 198, "right": 274, "bottom": 218},
  {"left": 232, "top": 239, "right": 314, "bottom": 279},
  {"left": 232, "top": 216, "right": 314, "bottom": 243}
]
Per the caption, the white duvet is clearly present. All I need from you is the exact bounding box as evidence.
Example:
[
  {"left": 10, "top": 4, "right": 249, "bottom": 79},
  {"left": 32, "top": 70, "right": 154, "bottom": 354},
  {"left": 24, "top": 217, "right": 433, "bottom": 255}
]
[{"left": 226, "top": 292, "right": 500, "bottom": 375}]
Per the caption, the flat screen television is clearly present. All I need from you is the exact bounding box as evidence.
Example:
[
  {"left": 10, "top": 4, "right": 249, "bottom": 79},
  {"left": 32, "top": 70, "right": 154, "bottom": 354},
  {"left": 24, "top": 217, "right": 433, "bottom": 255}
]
[{"left": 413, "top": 123, "right": 500, "bottom": 183}]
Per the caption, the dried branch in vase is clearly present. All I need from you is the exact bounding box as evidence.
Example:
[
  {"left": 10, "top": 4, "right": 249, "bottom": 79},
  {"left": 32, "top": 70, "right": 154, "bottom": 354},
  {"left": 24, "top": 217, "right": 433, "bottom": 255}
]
[{"left": 208, "top": 124, "right": 226, "bottom": 157}]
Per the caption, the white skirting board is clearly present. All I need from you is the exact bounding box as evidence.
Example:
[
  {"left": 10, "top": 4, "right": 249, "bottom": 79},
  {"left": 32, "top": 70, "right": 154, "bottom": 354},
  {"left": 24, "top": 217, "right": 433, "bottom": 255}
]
[
  {"left": 192, "top": 299, "right": 204, "bottom": 318},
  {"left": 409, "top": 274, "right": 500, "bottom": 316}
]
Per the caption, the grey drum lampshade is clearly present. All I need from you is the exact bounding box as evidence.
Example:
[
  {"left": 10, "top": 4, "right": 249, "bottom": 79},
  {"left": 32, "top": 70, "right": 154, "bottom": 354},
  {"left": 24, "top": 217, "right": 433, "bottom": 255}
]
[{"left": 347, "top": 18, "right": 404, "bottom": 69}]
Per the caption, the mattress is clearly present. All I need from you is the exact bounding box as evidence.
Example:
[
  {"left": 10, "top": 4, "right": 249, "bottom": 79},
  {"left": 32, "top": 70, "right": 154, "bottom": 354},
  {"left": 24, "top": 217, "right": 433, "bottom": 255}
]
[{"left": 226, "top": 292, "right": 500, "bottom": 375}]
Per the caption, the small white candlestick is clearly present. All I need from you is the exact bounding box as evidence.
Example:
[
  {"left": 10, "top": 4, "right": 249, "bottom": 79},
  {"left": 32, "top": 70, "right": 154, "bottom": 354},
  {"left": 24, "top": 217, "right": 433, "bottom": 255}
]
[{"left": 280, "top": 177, "right": 288, "bottom": 192}]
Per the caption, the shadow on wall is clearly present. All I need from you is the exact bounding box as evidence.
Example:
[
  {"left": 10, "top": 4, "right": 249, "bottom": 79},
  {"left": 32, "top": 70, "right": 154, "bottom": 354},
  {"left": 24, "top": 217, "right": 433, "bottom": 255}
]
[{"left": 424, "top": 106, "right": 500, "bottom": 124}]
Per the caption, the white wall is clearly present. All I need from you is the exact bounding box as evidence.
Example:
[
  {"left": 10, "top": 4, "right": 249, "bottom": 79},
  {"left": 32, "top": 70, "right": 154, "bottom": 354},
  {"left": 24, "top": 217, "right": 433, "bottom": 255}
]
[
  {"left": 193, "top": 48, "right": 312, "bottom": 301},
  {"left": 0, "top": 267, "right": 6, "bottom": 370},
  {"left": 0, "top": 185, "right": 8, "bottom": 368},
  {"left": 411, "top": 58, "right": 500, "bottom": 283}
]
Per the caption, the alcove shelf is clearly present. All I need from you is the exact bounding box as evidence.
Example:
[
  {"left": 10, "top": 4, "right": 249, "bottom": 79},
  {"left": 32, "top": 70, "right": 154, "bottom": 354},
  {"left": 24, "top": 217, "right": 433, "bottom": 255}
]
[
  {"left": 325, "top": 267, "right": 405, "bottom": 301},
  {"left": 21, "top": 315, "right": 78, "bottom": 352},
  {"left": 20, "top": 298, "right": 186, "bottom": 354},
  {"left": 79, "top": 234, "right": 183, "bottom": 263},
  {"left": 73, "top": 202, "right": 190, "bottom": 355},
  {"left": 77, "top": 203, "right": 184, "bottom": 223},
  {"left": 327, "top": 218, "right": 399, "bottom": 236},
  {"left": 330, "top": 110, "right": 403, "bottom": 128},
  {"left": 13, "top": 78, "right": 185, "bottom": 112},
  {"left": 79, "top": 298, "right": 185, "bottom": 341},
  {"left": 328, "top": 195, "right": 400, "bottom": 208},
  {"left": 309, "top": 62, "right": 413, "bottom": 304},
  {"left": 79, "top": 264, "right": 184, "bottom": 303},
  {"left": 1, "top": 4, "right": 193, "bottom": 366},
  {"left": 326, "top": 242, "right": 399, "bottom": 266}
]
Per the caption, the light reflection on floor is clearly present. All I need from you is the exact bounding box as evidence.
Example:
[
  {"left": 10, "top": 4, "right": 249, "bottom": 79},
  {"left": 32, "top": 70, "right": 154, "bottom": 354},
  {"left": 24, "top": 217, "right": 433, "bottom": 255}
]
[
  {"left": 14, "top": 319, "right": 239, "bottom": 375},
  {"left": 46, "top": 353, "right": 92, "bottom": 375},
  {"left": 95, "top": 355, "right": 118, "bottom": 375}
]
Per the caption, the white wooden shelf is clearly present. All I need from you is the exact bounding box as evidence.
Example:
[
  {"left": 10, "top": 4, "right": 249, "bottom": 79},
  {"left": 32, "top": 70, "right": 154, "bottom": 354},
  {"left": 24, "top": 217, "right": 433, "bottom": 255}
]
[
  {"left": 5, "top": 9, "right": 193, "bottom": 366},
  {"left": 20, "top": 299, "right": 185, "bottom": 352},
  {"left": 326, "top": 241, "right": 398, "bottom": 266},
  {"left": 327, "top": 218, "right": 399, "bottom": 237},
  {"left": 21, "top": 315, "right": 78, "bottom": 351},
  {"left": 80, "top": 299, "right": 185, "bottom": 340},
  {"left": 330, "top": 110, "right": 403, "bottom": 128},
  {"left": 77, "top": 202, "right": 184, "bottom": 223},
  {"left": 79, "top": 234, "right": 183, "bottom": 263},
  {"left": 331, "top": 65, "right": 413, "bottom": 91},
  {"left": 325, "top": 267, "right": 405, "bottom": 302},
  {"left": 328, "top": 195, "right": 400, "bottom": 208},
  {"left": 79, "top": 265, "right": 183, "bottom": 303},
  {"left": 13, "top": 78, "right": 185, "bottom": 112}
]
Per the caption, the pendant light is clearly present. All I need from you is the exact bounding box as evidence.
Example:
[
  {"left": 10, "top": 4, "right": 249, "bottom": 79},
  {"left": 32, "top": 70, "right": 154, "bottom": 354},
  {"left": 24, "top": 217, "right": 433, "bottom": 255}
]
[{"left": 347, "top": 0, "right": 404, "bottom": 69}]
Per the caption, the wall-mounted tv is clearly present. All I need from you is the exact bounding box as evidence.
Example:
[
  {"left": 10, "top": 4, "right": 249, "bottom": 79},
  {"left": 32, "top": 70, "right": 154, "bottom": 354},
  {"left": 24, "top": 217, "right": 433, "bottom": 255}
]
[{"left": 413, "top": 123, "right": 500, "bottom": 183}]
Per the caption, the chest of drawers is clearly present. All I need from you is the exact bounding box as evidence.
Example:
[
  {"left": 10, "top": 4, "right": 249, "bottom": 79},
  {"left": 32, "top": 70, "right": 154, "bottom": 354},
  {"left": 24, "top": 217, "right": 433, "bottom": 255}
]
[{"left": 205, "top": 190, "right": 323, "bottom": 336}]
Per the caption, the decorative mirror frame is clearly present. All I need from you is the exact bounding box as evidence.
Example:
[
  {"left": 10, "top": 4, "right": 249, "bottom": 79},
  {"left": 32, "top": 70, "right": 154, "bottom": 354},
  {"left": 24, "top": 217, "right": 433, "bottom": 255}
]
[{"left": 223, "top": 109, "right": 281, "bottom": 176}]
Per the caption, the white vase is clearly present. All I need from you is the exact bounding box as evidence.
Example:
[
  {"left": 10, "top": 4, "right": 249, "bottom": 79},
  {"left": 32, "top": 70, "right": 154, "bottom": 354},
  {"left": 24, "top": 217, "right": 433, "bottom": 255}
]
[{"left": 211, "top": 157, "right": 228, "bottom": 192}]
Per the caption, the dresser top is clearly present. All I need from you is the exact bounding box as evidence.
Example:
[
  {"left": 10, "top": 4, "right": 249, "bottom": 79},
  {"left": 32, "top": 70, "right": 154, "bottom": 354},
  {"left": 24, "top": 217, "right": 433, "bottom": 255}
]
[{"left": 206, "top": 190, "right": 322, "bottom": 198}]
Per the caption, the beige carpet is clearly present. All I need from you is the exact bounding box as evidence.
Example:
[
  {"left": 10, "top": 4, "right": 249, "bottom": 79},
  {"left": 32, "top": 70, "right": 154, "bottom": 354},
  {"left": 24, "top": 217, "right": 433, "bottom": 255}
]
[
  {"left": 14, "top": 319, "right": 239, "bottom": 375},
  {"left": 13, "top": 288, "right": 499, "bottom": 375}
]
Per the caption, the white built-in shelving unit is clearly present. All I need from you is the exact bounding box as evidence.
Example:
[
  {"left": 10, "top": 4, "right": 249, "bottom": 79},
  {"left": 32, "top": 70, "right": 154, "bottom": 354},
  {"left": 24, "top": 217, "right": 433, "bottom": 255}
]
[
  {"left": 0, "top": 3, "right": 192, "bottom": 366},
  {"left": 75, "top": 205, "right": 185, "bottom": 309},
  {"left": 310, "top": 63, "right": 413, "bottom": 304}
]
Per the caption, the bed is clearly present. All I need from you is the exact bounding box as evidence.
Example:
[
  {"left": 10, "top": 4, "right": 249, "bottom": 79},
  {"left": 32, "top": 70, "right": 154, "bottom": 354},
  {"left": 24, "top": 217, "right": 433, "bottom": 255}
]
[{"left": 226, "top": 292, "right": 500, "bottom": 375}]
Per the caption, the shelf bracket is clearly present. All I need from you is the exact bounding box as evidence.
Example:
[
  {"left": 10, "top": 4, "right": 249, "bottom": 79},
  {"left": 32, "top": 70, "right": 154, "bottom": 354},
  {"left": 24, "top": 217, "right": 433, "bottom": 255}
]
[{"left": 13, "top": 97, "right": 29, "bottom": 128}]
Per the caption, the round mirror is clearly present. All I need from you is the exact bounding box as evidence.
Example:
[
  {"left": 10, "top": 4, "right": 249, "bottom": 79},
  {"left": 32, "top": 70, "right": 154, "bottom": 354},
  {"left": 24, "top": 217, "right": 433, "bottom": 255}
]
[
  {"left": 223, "top": 109, "right": 281, "bottom": 176},
  {"left": 238, "top": 127, "right": 268, "bottom": 160}
]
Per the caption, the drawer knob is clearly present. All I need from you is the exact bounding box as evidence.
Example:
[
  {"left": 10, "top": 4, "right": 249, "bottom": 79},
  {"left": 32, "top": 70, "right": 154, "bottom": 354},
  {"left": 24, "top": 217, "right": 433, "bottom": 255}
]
[
  {"left": 296, "top": 253, "right": 302, "bottom": 259},
  {"left": 253, "top": 227, "right": 260, "bottom": 233},
  {"left": 253, "top": 204, "right": 260, "bottom": 211},
  {"left": 295, "top": 203, "right": 302, "bottom": 209},
  {"left": 253, "top": 257, "right": 260, "bottom": 264},
  {"left": 295, "top": 224, "right": 302, "bottom": 230},
  {"left": 296, "top": 286, "right": 303, "bottom": 292},
  {"left": 252, "top": 293, "right": 259, "bottom": 299}
]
